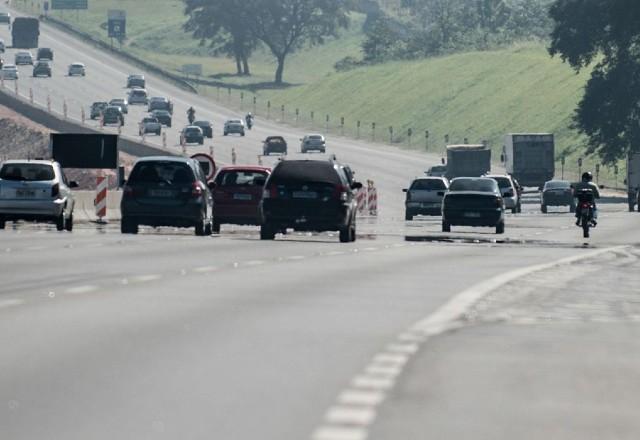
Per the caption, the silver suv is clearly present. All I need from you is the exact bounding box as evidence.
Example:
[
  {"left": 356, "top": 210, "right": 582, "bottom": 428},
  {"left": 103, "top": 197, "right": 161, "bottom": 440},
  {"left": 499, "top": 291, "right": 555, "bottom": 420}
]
[
  {"left": 403, "top": 176, "right": 449, "bottom": 220},
  {"left": 0, "top": 160, "right": 78, "bottom": 231}
]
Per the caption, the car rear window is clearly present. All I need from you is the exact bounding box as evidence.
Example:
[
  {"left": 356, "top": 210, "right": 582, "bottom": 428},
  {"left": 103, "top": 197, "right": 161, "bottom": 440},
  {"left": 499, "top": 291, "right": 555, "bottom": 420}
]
[
  {"left": 270, "top": 161, "right": 342, "bottom": 185},
  {"left": 489, "top": 177, "right": 512, "bottom": 189},
  {"left": 0, "top": 163, "right": 55, "bottom": 181},
  {"left": 216, "top": 170, "right": 268, "bottom": 187},
  {"left": 309, "top": 135, "right": 323, "bottom": 140},
  {"left": 410, "top": 179, "right": 446, "bottom": 190},
  {"left": 545, "top": 181, "right": 570, "bottom": 190},
  {"left": 450, "top": 178, "right": 497, "bottom": 193},
  {"left": 128, "top": 161, "right": 194, "bottom": 185}
]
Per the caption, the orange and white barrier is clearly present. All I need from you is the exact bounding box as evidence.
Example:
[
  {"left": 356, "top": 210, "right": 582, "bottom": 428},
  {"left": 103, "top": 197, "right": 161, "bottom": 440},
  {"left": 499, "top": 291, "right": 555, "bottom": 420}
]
[
  {"left": 356, "top": 188, "right": 367, "bottom": 215},
  {"left": 95, "top": 176, "right": 108, "bottom": 221},
  {"left": 367, "top": 183, "right": 378, "bottom": 216},
  {"left": 356, "top": 181, "right": 378, "bottom": 217}
]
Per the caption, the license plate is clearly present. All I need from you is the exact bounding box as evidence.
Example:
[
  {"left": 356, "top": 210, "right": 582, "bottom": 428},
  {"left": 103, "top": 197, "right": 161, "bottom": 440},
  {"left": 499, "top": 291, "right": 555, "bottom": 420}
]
[
  {"left": 16, "top": 189, "right": 36, "bottom": 198},
  {"left": 463, "top": 212, "right": 481, "bottom": 218},
  {"left": 149, "top": 189, "right": 174, "bottom": 198},
  {"left": 233, "top": 193, "right": 252, "bottom": 201},
  {"left": 292, "top": 191, "right": 317, "bottom": 199}
]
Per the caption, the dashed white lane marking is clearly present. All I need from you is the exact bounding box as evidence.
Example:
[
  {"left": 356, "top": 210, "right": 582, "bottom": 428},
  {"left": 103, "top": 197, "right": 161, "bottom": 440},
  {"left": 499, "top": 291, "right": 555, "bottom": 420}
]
[
  {"left": 286, "top": 255, "right": 306, "bottom": 261},
  {"left": 311, "top": 245, "right": 627, "bottom": 439},
  {"left": 0, "top": 299, "right": 25, "bottom": 309},
  {"left": 324, "top": 251, "right": 346, "bottom": 256},
  {"left": 131, "top": 274, "right": 162, "bottom": 283},
  {"left": 312, "top": 426, "right": 367, "bottom": 440},
  {"left": 242, "top": 260, "right": 265, "bottom": 267},
  {"left": 65, "top": 285, "right": 98, "bottom": 295},
  {"left": 193, "top": 265, "right": 219, "bottom": 273},
  {"left": 325, "top": 406, "right": 376, "bottom": 425}
]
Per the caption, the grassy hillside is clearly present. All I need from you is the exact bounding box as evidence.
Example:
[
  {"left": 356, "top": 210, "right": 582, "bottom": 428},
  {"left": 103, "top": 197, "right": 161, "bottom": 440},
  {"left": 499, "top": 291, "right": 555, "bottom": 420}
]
[{"left": 19, "top": 0, "right": 364, "bottom": 85}]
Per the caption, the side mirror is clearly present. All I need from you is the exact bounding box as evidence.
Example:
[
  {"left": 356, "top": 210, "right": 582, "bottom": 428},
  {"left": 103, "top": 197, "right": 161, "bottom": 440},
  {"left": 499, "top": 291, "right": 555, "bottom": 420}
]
[
  {"left": 69, "top": 181, "right": 79, "bottom": 188},
  {"left": 207, "top": 181, "right": 216, "bottom": 191},
  {"left": 402, "top": 188, "right": 408, "bottom": 192},
  {"left": 351, "top": 181, "right": 363, "bottom": 190}
]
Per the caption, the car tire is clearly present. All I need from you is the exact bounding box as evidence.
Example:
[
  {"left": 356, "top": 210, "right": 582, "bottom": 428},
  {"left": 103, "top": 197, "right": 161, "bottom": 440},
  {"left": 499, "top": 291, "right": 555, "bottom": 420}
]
[
  {"left": 212, "top": 220, "right": 221, "bottom": 234},
  {"left": 0, "top": 215, "right": 5, "bottom": 230},
  {"left": 156, "top": 130, "right": 161, "bottom": 135},
  {"left": 405, "top": 211, "right": 413, "bottom": 221},
  {"left": 511, "top": 207, "right": 517, "bottom": 214},
  {"left": 195, "top": 217, "right": 208, "bottom": 236},
  {"left": 204, "top": 219, "right": 213, "bottom": 236},
  {"left": 541, "top": 204, "right": 547, "bottom": 213},
  {"left": 442, "top": 220, "right": 451, "bottom": 232},
  {"left": 65, "top": 214, "right": 73, "bottom": 232},
  {"left": 570, "top": 204, "right": 576, "bottom": 213},
  {"left": 339, "top": 223, "right": 352, "bottom": 243},
  {"left": 224, "top": 132, "right": 228, "bottom": 136},
  {"left": 241, "top": 132, "right": 245, "bottom": 137},
  {"left": 516, "top": 203, "right": 522, "bottom": 213},
  {"left": 496, "top": 221, "right": 505, "bottom": 234},
  {"left": 55, "top": 213, "right": 65, "bottom": 231},
  {"left": 350, "top": 220, "right": 357, "bottom": 242},
  {"left": 121, "top": 217, "right": 138, "bottom": 234},
  {"left": 199, "top": 140, "right": 204, "bottom": 145},
  {"left": 260, "top": 223, "right": 276, "bottom": 240}
]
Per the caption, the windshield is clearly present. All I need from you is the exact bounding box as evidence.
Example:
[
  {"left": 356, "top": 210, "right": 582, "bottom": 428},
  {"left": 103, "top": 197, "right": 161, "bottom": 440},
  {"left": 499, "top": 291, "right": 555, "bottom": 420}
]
[
  {"left": 410, "top": 179, "right": 447, "bottom": 190},
  {"left": 216, "top": 170, "right": 268, "bottom": 187},
  {"left": 449, "top": 178, "right": 497, "bottom": 192},
  {"left": 0, "top": 163, "right": 54, "bottom": 181}
]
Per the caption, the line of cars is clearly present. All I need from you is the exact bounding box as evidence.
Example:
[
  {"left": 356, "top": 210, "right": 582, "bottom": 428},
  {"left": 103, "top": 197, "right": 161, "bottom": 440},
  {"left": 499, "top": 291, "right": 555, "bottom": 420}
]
[{"left": 0, "top": 46, "right": 85, "bottom": 79}]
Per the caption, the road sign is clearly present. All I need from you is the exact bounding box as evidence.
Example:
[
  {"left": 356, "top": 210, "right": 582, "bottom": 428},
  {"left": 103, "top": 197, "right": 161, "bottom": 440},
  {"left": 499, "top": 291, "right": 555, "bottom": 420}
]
[
  {"left": 191, "top": 153, "right": 217, "bottom": 180},
  {"left": 51, "top": 134, "right": 119, "bottom": 169},
  {"left": 52, "top": 0, "right": 87, "bottom": 10},
  {"left": 182, "top": 64, "right": 202, "bottom": 76},
  {"left": 108, "top": 10, "right": 126, "bottom": 38}
]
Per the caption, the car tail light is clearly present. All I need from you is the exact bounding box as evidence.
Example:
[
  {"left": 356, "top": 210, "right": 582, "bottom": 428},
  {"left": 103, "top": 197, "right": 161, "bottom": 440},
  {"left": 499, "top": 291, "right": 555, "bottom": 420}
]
[
  {"left": 334, "top": 185, "right": 348, "bottom": 201},
  {"left": 496, "top": 197, "right": 503, "bottom": 207},
  {"left": 191, "top": 181, "right": 203, "bottom": 198},
  {"left": 51, "top": 183, "right": 59, "bottom": 198},
  {"left": 263, "top": 184, "right": 278, "bottom": 199}
]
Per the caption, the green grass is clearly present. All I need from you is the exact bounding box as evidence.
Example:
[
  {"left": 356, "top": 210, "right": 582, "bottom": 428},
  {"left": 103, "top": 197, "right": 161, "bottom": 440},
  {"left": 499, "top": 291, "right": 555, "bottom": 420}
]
[{"left": 18, "top": 0, "right": 365, "bottom": 85}]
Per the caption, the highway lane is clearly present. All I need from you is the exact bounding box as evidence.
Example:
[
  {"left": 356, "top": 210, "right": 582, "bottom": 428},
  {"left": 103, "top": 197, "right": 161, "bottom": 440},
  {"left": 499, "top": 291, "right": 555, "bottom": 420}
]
[{"left": 0, "top": 7, "right": 438, "bottom": 219}]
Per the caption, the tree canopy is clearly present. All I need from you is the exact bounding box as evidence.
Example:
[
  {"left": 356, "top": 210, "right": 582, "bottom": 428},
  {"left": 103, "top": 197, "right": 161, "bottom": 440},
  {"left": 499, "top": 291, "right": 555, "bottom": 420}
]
[{"left": 549, "top": 0, "right": 640, "bottom": 162}]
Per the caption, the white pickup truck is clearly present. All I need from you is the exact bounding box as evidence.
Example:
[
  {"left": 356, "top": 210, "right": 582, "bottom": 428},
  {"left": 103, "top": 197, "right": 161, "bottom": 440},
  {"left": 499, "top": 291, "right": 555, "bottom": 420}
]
[{"left": 138, "top": 116, "right": 162, "bottom": 136}]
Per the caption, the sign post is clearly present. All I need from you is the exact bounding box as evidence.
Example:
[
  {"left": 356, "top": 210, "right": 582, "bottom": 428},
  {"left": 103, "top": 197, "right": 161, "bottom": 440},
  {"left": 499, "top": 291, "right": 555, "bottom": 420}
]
[{"left": 108, "top": 9, "right": 126, "bottom": 48}]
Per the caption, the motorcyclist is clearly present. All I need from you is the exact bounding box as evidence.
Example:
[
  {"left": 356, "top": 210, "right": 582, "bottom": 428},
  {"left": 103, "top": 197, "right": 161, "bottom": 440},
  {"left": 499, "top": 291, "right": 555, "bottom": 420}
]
[
  {"left": 245, "top": 112, "right": 253, "bottom": 129},
  {"left": 574, "top": 171, "right": 600, "bottom": 226},
  {"left": 187, "top": 106, "right": 196, "bottom": 124}
]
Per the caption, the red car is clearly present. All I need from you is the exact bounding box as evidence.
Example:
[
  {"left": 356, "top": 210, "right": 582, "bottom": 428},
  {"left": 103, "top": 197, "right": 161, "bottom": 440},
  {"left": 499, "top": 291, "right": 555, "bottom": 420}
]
[{"left": 211, "top": 166, "right": 271, "bottom": 233}]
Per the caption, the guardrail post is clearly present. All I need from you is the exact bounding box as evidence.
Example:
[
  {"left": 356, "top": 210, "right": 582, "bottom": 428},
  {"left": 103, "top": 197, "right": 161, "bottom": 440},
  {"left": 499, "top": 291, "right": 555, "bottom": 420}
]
[
  {"left": 14, "top": 80, "right": 18, "bottom": 95},
  {"left": 47, "top": 95, "right": 51, "bottom": 112},
  {"left": 63, "top": 100, "right": 68, "bottom": 119},
  {"left": 357, "top": 120, "right": 361, "bottom": 139},
  {"left": 310, "top": 111, "right": 314, "bottom": 129},
  {"left": 407, "top": 128, "right": 412, "bottom": 146},
  {"left": 325, "top": 114, "right": 329, "bottom": 133},
  {"left": 240, "top": 92, "right": 244, "bottom": 110},
  {"left": 267, "top": 101, "right": 271, "bottom": 119},
  {"left": 340, "top": 116, "right": 344, "bottom": 136},
  {"left": 209, "top": 145, "right": 214, "bottom": 157},
  {"left": 81, "top": 107, "right": 85, "bottom": 124},
  {"left": 295, "top": 108, "right": 299, "bottom": 126},
  {"left": 257, "top": 155, "right": 262, "bottom": 166},
  {"left": 227, "top": 88, "right": 231, "bottom": 103},
  {"left": 1, "top": 75, "right": 5, "bottom": 89},
  {"left": 231, "top": 147, "right": 237, "bottom": 165},
  {"left": 425, "top": 130, "right": 429, "bottom": 150},
  {"left": 372, "top": 122, "right": 376, "bottom": 142},
  {"left": 253, "top": 96, "right": 257, "bottom": 114},
  {"left": 162, "top": 132, "right": 167, "bottom": 147},
  {"left": 389, "top": 126, "right": 393, "bottom": 144},
  {"left": 29, "top": 88, "right": 33, "bottom": 104},
  {"left": 281, "top": 104, "right": 285, "bottom": 122},
  {"left": 181, "top": 137, "right": 186, "bottom": 155}
]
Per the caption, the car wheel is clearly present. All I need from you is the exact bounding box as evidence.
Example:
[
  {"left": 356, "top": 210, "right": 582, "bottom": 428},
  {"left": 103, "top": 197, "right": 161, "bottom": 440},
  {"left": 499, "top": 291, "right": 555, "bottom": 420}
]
[
  {"left": 405, "top": 211, "right": 413, "bottom": 221},
  {"left": 156, "top": 130, "right": 161, "bottom": 135},
  {"left": 516, "top": 203, "right": 522, "bottom": 213},
  {"left": 350, "top": 220, "right": 357, "bottom": 242},
  {"left": 55, "top": 213, "right": 65, "bottom": 231},
  {"left": 260, "top": 223, "right": 275, "bottom": 240},
  {"left": 541, "top": 204, "right": 547, "bottom": 214},
  {"left": 339, "top": 223, "right": 352, "bottom": 243},
  {"left": 241, "top": 132, "right": 245, "bottom": 137},
  {"left": 570, "top": 204, "right": 576, "bottom": 213},
  {"left": 212, "top": 220, "right": 221, "bottom": 234},
  {"left": 195, "top": 216, "right": 208, "bottom": 236},
  {"left": 121, "top": 217, "right": 138, "bottom": 234},
  {"left": 442, "top": 220, "right": 451, "bottom": 232},
  {"left": 65, "top": 214, "right": 73, "bottom": 232},
  {"left": 511, "top": 207, "right": 517, "bottom": 214},
  {"left": 0, "top": 215, "right": 5, "bottom": 229},
  {"left": 496, "top": 221, "right": 505, "bottom": 234},
  {"left": 224, "top": 132, "right": 228, "bottom": 136},
  {"left": 199, "top": 139, "right": 204, "bottom": 145},
  {"left": 204, "top": 219, "right": 213, "bottom": 236}
]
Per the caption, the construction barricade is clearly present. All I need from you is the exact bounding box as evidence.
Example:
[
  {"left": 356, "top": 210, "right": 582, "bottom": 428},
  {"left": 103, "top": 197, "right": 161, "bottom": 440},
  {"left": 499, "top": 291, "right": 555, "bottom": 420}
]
[
  {"left": 94, "top": 176, "right": 108, "bottom": 223},
  {"left": 356, "top": 180, "right": 378, "bottom": 217}
]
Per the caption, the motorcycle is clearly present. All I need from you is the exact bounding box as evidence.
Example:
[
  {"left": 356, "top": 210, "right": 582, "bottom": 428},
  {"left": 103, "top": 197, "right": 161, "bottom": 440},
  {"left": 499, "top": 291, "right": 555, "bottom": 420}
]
[
  {"left": 575, "top": 188, "right": 596, "bottom": 238},
  {"left": 246, "top": 116, "right": 253, "bottom": 130},
  {"left": 187, "top": 109, "right": 196, "bottom": 125}
]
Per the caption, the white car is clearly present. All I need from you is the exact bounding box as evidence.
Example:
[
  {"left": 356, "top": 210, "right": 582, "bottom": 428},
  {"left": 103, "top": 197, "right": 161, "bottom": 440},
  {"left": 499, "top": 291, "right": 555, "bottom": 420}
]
[
  {"left": 0, "top": 160, "right": 78, "bottom": 231},
  {"left": 485, "top": 174, "right": 521, "bottom": 213},
  {"left": 138, "top": 116, "right": 162, "bottom": 136},
  {"left": 14, "top": 51, "right": 33, "bottom": 65},
  {"left": 68, "top": 62, "right": 86, "bottom": 76},
  {"left": 1, "top": 64, "right": 18, "bottom": 80},
  {"left": 128, "top": 88, "right": 148, "bottom": 105}
]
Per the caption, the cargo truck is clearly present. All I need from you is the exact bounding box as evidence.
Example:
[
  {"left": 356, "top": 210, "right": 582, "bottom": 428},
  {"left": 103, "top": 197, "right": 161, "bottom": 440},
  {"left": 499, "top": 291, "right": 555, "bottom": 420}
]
[
  {"left": 627, "top": 152, "right": 640, "bottom": 212},
  {"left": 445, "top": 144, "right": 491, "bottom": 180},
  {"left": 502, "top": 133, "right": 555, "bottom": 188},
  {"left": 12, "top": 17, "right": 39, "bottom": 49}
]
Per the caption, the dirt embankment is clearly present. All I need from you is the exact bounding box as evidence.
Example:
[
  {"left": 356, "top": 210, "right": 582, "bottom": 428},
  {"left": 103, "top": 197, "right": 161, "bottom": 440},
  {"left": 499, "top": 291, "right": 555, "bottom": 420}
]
[{"left": 0, "top": 104, "right": 136, "bottom": 189}]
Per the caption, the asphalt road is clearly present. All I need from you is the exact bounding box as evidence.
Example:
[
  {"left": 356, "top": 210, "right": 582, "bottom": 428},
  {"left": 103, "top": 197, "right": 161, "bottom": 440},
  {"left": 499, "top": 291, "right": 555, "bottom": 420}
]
[{"left": 2, "top": 6, "right": 640, "bottom": 440}]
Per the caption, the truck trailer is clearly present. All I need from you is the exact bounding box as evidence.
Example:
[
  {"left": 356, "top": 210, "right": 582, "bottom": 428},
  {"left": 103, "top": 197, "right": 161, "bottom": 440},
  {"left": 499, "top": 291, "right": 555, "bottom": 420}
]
[
  {"left": 445, "top": 144, "right": 491, "bottom": 180},
  {"left": 503, "top": 133, "right": 555, "bottom": 188},
  {"left": 12, "top": 17, "right": 39, "bottom": 49}
]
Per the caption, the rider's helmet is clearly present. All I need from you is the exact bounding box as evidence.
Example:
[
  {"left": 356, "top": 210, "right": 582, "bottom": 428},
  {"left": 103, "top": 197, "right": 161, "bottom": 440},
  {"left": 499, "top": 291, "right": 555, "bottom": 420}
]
[
  {"left": 582, "top": 171, "right": 593, "bottom": 182},
  {"left": 247, "top": 112, "right": 252, "bottom": 117}
]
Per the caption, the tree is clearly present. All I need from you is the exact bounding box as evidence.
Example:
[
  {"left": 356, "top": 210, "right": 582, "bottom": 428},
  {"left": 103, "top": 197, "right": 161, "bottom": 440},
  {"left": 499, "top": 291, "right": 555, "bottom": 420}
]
[
  {"left": 549, "top": 0, "right": 640, "bottom": 162},
  {"left": 183, "top": 0, "right": 256, "bottom": 76},
  {"left": 247, "top": 0, "right": 350, "bottom": 84}
]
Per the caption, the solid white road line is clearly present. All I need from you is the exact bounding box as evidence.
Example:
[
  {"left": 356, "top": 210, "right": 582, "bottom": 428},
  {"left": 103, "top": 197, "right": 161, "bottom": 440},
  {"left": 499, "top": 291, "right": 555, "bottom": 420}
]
[
  {"left": 0, "top": 299, "right": 25, "bottom": 309},
  {"left": 65, "top": 285, "right": 98, "bottom": 295}
]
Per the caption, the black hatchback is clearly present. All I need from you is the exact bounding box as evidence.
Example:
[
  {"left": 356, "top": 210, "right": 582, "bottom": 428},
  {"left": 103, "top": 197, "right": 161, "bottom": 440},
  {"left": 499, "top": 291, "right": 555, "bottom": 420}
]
[
  {"left": 121, "top": 157, "right": 214, "bottom": 236},
  {"left": 260, "top": 159, "right": 362, "bottom": 242}
]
